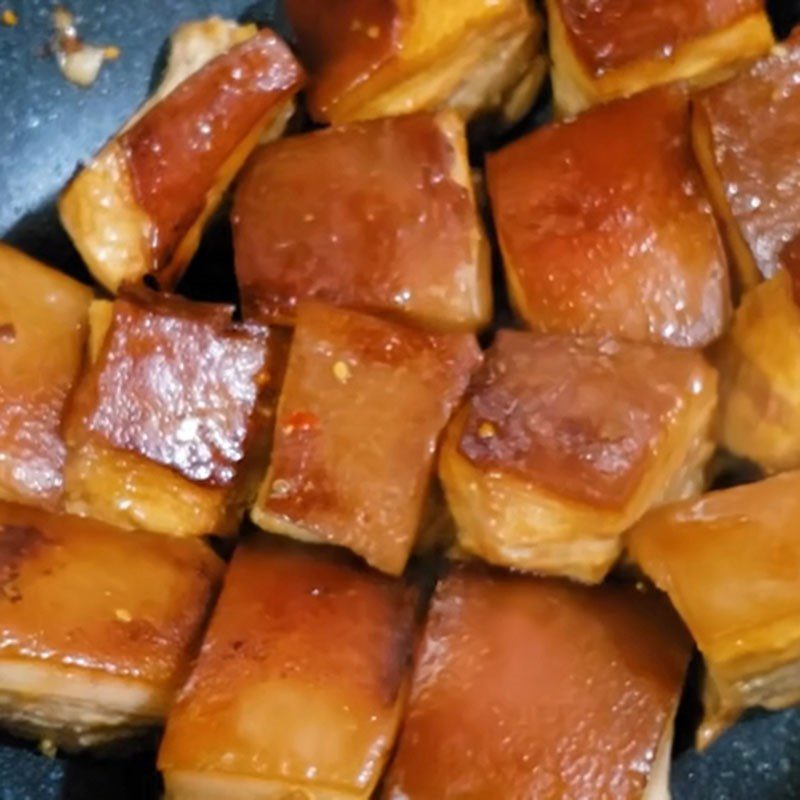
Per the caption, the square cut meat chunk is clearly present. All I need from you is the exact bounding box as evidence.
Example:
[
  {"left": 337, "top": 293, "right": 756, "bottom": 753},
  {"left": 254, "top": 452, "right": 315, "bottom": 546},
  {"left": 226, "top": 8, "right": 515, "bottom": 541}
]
[
  {"left": 548, "top": 0, "right": 773, "bottom": 115},
  {"left": 252, "top": 302, "right": 481, "bottom": 575},
  {"left": 487, "top": 86, "right": 731, "bottom": 348},
  {"left": 629, "top": 472, "right": 800, "bottom": 747},
  {"left": 233, "top": 112, "right": 491, "bottom": 332},
  {"left": 439, "top": 330, "right": 717, "bottom": 583},
  {"left": 381, "top": 567, "right": 690, "bottom": 800},
  {"left": 59, "top": 19, "right": 304, "bottom": 293},
  {"left": 0, "top": 245, "right": 92, "bottom": 511},
  {"left": 64, "top": 290, "right": 283, "bottom": 537},
  {"left": 693, "top": 29, "right": 800, "bottom": 291},
  {"left": 159, "top": 537, "right": 417, "bottom": 800},
  {"left": 0, "top": 502, "right": 222, "bottom": 750},
  {"left": 285, "top": 0, "right": 546, "bottom": 127},
  {"left": 713, "top": 270, "right": 800, "bottom": 472}
]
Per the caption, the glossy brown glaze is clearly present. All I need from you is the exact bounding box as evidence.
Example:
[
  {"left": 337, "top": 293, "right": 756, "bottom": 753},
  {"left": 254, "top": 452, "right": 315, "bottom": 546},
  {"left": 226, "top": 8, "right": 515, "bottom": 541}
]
[
  {"left": 254, "top": 302, "right": 480, "bottom": 574},
  {"left": 285, "top": 0, "right": 396, "bottom": 120},
  {"left": 233, "top": 112, "right": 488, "bottom": 331},
  {"left": 65, "top": 290, "right": 274, "bottom": 487},
  {"left": 557, "top": 0, "right": 764, "bottom": 75},
  {"left": 629, "top": 472, "right": 800, "bottom": 664},
  {"left": 382, "top": 566, "right": 690, "bottom": 800},
  {"left": 487, "top": 86, "right": 730, "bottom": 347},
  {"left": 458, "top": 330, "right": 713, "bottom": 510},
  {"left": 159, "top": 537, "right": 416, "bottom": 793},
  {"left": 121, "top": 28, "right": 304, "bottom": 271},
  {"left": 0, "top": 245, "right": 92, "bottom": 509},
  {"left": 695, "top": 29, "right": 800, "bottom": 281},
  {"left": 0, "top": 502, "right": 222, "bottom": 683}
]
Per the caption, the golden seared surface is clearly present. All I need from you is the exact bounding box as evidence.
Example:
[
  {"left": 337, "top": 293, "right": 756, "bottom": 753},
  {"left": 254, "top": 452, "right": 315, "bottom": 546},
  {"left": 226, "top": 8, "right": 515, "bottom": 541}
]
[
  {"left": 233, "top": 112, "right": 489, "bottom": 332},
  {"left": 457, "top": 330, "right": 714, "bottom": 509},
  {"left": 556, "top": 0, "right": 764, "bottom": 75},
  {"left": 253, "top": 302, "right": 480, "bottom": 574},
  {"left": 382, "top": 567, "right": 690, "bottom": 800},
  {"left": 628, "top": 472, "right": 800, "bottom": 665},
  {"left": 0, "top": 502, "right": 222, "bottom": 684},
  {"left": 159, "top": 537, "right": 416, "bottom": 794},
  {"left": 121, "top": 28, "right": 304, "bottom": 273},
  {"left": 66, "top": 291, "right": 274, "bottom": 488},
  {"left": 0, "top": 245, "right": 91, "bottom": 509},
  {"left": 694, "top": 28, "right": 800, "bottom": 282},
  {"left": 487, "top": 86, "right": 730, "bottom": 347}
]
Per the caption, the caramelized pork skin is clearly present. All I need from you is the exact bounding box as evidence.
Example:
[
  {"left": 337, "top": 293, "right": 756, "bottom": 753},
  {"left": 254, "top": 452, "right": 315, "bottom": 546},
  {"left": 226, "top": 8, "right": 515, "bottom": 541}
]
[
  {"left": 59, "top": 19, "right": 304, "bottom": 293},
  {"left": 64, "top": 290, "right": 282, "bottom": 537},
  {"left": 252, "top": 302, "right": 481, "bottom": 575},
  {"left": 628, "top": 472, "right": 800, "bottom": 746},
  {"left": 234, "top": 111, "right": 491, "bottom": 332},
  {"left": 0, "top": 502, "right": 222, "bottom": 749},
  {"left": 487, "top": 86, "right": 730, "bottom": 348},
  {"left": 439, "top": 330, "right": 717, "bottom": 583},
  {"left": 693, "top": 29, "right": 800, "bottom": 291},
  {"left": 0, "top": 245, "right": 92, "bottom": 510},
  {"left": 285, "top": 0, "right": 545, "bottom": 127},
  {"left": 382, "top": 566, "right": 690, "bottom": 800},
  {"left": 548, "top": 0, "right": 773, "bottom": 115},
  {"left": 714, "top": 270, "right": 800, "bottom": 472},
  {"left": 159, "top": 537, "right": 417, "bottom": 800}
]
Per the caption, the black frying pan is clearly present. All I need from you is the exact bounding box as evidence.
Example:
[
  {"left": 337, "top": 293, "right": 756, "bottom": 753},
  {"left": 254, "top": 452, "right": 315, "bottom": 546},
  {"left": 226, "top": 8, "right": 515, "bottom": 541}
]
[{"left": 1, "top": 1, "right": 800, "bottom": 797}]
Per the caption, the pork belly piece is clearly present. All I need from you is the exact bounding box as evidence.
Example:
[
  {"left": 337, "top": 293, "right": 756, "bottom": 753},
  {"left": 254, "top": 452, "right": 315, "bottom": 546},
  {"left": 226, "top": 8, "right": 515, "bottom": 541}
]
[
  {"left": 159, "top": 537, "right": 416, "bottom": 800},
  {"left": 0, "top": 244, "right": 92, "bottom": 511},
  {"left": 548, "top": 0, "right": 773, "bottom": 116},
  {"left": 252, "top": 302, "right": 480, "bottom": 575},
  {"left": 439, "top": 330, "right": 717, "bottom": 583},
  {"left": 486, "top": 86, "right": 730, "bottom": 348},
  {"left": 63, "top": 290, "right": 283, "bottom": 537},
  {"left": 382, "top": 566, "right": 690, "bottom": 800},
  {"left": 713, "top": 270, "right": 800, "bottom": 472},
  {"left": 629, "top": 472, "right": 800, "bottom": 746},
  {"left": 285, "top": 0, "right": 545, "bottom": 128},
  {"left": 233, "top": 112, "right": 491, "bottom": 332},
  {"left": 59, "top": 18, "right": 304, "bottom": 293},
  {"left": 0, "top": 501, "right": 222, "bottom": 750},
  {"left": 693, "top": 30, "right": 800, "bottom": 292}
]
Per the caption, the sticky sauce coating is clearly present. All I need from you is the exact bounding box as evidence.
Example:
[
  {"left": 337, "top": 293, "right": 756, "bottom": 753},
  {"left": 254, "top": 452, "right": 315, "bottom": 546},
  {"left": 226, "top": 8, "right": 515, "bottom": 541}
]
[
  {"left": 0, "top": 502, "right": 222, "bottom": 683},
  {"left": 458, "top": 330, "right": 712, "bottom": 510},
  {"left": 66, "top": 292, "right": 273, "bottom": 487},
  {"left": 0, "top": 246, "right": 91, "bottom": 509},
  {"left": 556, "top": 0, "right": 764, "bottom": 75},
  {"left": 382, "top": 567, "right": 690, "bottom": 800},
  {"left": 695, "top": 28, "right": 800, "bottom": 281},
  {"left": 159, "top": 538, "right": 416, "bottom": 794},
  {"left": 255, "top": 302, "right": 480, "bottom": 575},
  {"left": 233, "top": 112, "right": 487, "bottom": 331},
  {"left": 122, "top": 28, "right": 304, "bottom": 270},
  {"left": 487, "top": 86, "right": 730, "bottom": 347}
]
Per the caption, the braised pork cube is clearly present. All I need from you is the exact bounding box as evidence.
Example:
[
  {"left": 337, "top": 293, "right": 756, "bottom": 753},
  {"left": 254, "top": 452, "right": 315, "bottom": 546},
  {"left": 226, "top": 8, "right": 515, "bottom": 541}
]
[
  {"left": 693, "top": 30, "right": 800, "bottom": 291},
  {"left": 159, "top": 537, "right": 416, "bottom": 800},
  {"left": 548, "top": 0, "right": 773, "bottom": 116},
  {"left": 0, "top": 244, "right": 92, "bottom": 510},
  {"left": 63, "top": 290, "right": 281, "bottom": 537},
  {"left": 233, "top": 112, "right": 491, "bottom": 332},
  {"left": 59, "top": 18, "right": 304, "bottom": 293},
  {"left": 439, "top": 330, "right": 717, "bottom": 583},
  {"left": 381, "top": 566, "right": 690, "bottom": 800},
  {"left": 629, "top": 472, "right": 800, "bottom": 746},
  {"left": 0, "top": 502, "right": 222, "bottom": 750},
  {"left": 252, "top": 302, "right": 480, "bottom": 575},
  {"left": 285, "top": 0, "right": 545, "bottom": 127},
  {"left": 714, "top": 270, "right": 800, "bottom": 472},
  {"left": 486, "top": 86, "right": 731, "bottom": 348}
]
